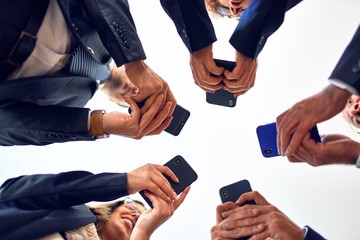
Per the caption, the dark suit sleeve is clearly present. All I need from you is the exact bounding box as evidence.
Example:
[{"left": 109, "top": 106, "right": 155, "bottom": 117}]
[
  {"left": 0, "top": 102, "right": 93, "bottom": 146},
  {"left": 230, "top": 0, "right": 302, "bottom": 58},
  {"left": 81, "top": 0, "right": 147, "bottom": 66},
  {"left": 304, "top": 225, "right": 327, "bottom": 240},
  {"left": 0, "top": 75, "right": 98, "bottom": 146},
  {"left": 0, "top": 171, "right": 128, "bottom": 209},
  {"left": 160, "top": 0, "right": 217, "bottom": 53},
  {"left": 329, "top": 26, "right": 360, "bottom": 95}
]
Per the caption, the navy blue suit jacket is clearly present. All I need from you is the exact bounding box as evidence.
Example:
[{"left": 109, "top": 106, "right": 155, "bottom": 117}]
[
  {"left": 0, "top": 171, "right": 128, "bottom": 239},
  {"left": 228, "top": 0, "right": 360, "bottom": 94},
  {"left": 0, "top": 0, "right": 216, "bottom": 146}
]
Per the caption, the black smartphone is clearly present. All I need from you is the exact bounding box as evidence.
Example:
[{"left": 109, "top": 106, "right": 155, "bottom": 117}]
[
  {"left": 129, "top": 102, "right": 190, "bottom": 136},
  {"left": 219, "top": 179, "right": 255, "bottom": 240},
  {"left": 139, "top": 155, "right": 198, "bottom": 208},
  {"left": 206, "top": 59, "right": 237, "bottom": 107},
  {"left": 256, "top": 122, "right": 321, "bottom": 158}
]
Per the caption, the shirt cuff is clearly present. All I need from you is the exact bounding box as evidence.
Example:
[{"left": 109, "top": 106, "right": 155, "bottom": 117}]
[
  {"left": 355, "top": 154, "right": 360, "bottom": 168},
  {"left": 328, "top": 78, "right": 360, "bottom": 96},
  {"left": 303, "top": 226, "right": 308, "bottom": 239}
]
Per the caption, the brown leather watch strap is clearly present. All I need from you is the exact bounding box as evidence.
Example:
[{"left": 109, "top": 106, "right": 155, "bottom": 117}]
[{"left": 90, "top": 110, "right": 109, "bottom": 138}]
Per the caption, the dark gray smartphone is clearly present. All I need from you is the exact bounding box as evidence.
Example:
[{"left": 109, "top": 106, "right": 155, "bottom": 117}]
[
  {"left": 140, "top": 155, "right": 198, "bottom": 208},
  {"left": 129, "top": 102, "right": 190, "bottom": 136},
  {"left": 256, "top": 122, "right": 321, "bottom": 158},
  {"left": 206, "top": 59, "right": 237, "bottom": 107},
  {"left": 219, "top": 179, "right": 255, "bottom": 240}
]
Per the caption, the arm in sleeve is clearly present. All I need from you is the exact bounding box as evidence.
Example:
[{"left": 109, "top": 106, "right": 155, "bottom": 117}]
[
  {"left": 160, "top": 0, "right": 217, "bottom": 53},
  {"left": 82, "top": 0, "right": 147, "bottom": 66},
  {"left": 328, "top": 25, "right": 360, "bottom": 96},
  {"left": 0, "top": 171, "right": 128, "bottom": 209},
  {"left": 0, "top": 102, "right": 93, "bottom": 146},
  {"left": 304, "top": 225, "right": 327, "bottom": 240},
  {"left": 230, "top": 0, "right": 302, "bottom": 58}
]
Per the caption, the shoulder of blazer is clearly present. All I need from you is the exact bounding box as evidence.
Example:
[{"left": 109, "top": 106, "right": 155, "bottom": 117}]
[
  {"left": 0, "top": 0, "right": 42, "bottom": 63},
  {"left": 0, "top": 75, "right": 98, "bottom": 108}
]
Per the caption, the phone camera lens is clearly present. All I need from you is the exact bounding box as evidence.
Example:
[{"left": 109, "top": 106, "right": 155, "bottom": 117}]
[
  {"left": 222, "top": 190, "right": 228, "bottom": 199},
  {"left": 227, "top": 99, "right": 235, "bottom": 107},
  {"left": 264, "top": 149, "right": 273, "bottom": 155},
  {"left": 175, "top": 158, "right": 182, "bottom": 164}
]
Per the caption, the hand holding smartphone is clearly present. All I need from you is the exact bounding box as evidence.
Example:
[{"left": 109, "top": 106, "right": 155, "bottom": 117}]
[
  {"left": 140, "top": 155, "right": 198, "bottom": 208},
  {"left": 206, "top": 59, "right": 237, "bottom": 107},
  {"left": 129, "top": 101, "right": 190, "bottom": 136},
  {"left": 256, "top": 122, "right": 321, "bottom": 158},
  {"left": 219, "top": 179, "right": 255, "bottom": 240}
]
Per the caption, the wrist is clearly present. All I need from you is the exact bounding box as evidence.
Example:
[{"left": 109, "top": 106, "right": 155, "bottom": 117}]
[{"left": 89, "top": 110, "right": 109, "bottom": 139}]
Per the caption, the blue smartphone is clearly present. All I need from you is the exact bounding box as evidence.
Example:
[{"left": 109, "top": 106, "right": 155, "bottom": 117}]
[
  {"left": 256, "top": 122, "right": 321, "bottom": 158},
  {"left": 219, "top": 179, "right": 255, "bottom": 240},
  {"left": 139, "top": 155, "right": 198, "bottom": 208}
]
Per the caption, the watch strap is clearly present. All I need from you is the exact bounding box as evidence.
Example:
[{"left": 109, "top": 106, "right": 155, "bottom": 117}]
[{"left": 90, "top": 110, "right": 109, "bottom": 138}]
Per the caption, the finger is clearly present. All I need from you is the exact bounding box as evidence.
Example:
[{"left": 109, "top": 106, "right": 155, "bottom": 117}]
[
  {"left": 148, "top": 171, "right": 177, "bottom": 201},
  {"left": 125, "top": 96, "right": 141, "bottom": 121},
  {"left": 287, "top": 154, "right": 303, "bottom": 163},
  {"left": 140, "top": 102, "right": 172, "bottom": 136},
  {"left": 144, "top": 115, "right": 173, "bottom": 137},
  {"left": 156, "top": 165, "right": 179, "bottom": 183},
  {"left": 224, "top": 57, "right": 248, "bottom": 81},
  {"left": 191, "top": 63, "right": 223, "bottom": 92},
  {"left": 137, "top": 94, "right": 165, "bottom": 131},
  {"left": 236, "top": 191, "right": 269, "bottom": 206},
  {"left": 173, "top": 186, "right": 191, "bottom": 210}
]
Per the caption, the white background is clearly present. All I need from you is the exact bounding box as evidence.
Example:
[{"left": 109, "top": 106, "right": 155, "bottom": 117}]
[{"left": 1, "top": 0, "right": 360, "bottom": 239}]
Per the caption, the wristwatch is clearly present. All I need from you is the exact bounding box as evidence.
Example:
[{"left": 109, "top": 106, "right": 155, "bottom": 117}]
[{"left": 90, "top": 110, "right": 109, "bottom": 139}]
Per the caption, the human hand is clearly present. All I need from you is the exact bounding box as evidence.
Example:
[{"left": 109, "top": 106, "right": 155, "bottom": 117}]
[
  {"left": 222, "top": 51, "right": 257, "bottom": 97},
  {"left": 130, "top": 187, "right": 190, "bottom": 240},
  {"left": 126, "top": 163, "right": 179, "bottom": 202},
  {"left": 124, "top": 60, "right": 176, "bottom": 134},
  {"left": 287, "top": 133, "right": 360, "bottom": 166},
  {"left": 102, "top": 94, "right": 173, "bottom": 139},
  {"left": 190, "top": 44, "right": 225, "bottom": 92},
  {"left": 100, "top": 65, "right": 139, "bottom": 106},
  {"left": 212, "top": 191, "right": 304, "bottom": 240},
  {"left": 276, "top": 85, "right": 351, "bottom": 156}
]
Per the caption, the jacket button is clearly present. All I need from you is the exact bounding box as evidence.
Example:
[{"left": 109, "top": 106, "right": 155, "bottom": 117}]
[
  {"left": 87, "top": 47, "right": 95, "bottom": 55},
  {"left": 116, "top": 28, "right": 124, "bottom": 35},
  {"left": 71, "top": 23, "right": 78, "bottom": 31},
  {"left": 352, "top": 59, "right": 360, "bottom": 74},
  {"left": 112, "top": 21, "right": 119, "bottom": 29}
]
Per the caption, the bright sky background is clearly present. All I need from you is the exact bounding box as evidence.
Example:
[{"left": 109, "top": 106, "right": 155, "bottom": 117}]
[{"left": 1, "top": 0, "right": 360, "bottom": 239}]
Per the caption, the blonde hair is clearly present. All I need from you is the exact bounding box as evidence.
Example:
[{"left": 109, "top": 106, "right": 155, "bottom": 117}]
[
  {"left": 204, "top": 0, "right": 223, "bottom": 18},
  {"left": 88, "top": 199, "right": 145, "bottom": 237}
]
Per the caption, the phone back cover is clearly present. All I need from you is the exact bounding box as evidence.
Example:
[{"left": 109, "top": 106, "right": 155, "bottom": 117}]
[
  {"left": 219, "top": 179, "right": 253, "bottom": 203},
  {"left": 165, "top": 105, "right": 190, "bottom": 136},
  {"left": 219, "top": 179, "right": 255, "bottom": 240},
  {"left": 206, "top": 89, "right": 237, "bottom": 107},
  {"left": 140, "top": 155, "right": 198, "bottom": 208},
  {"left": 206, "top": 59, "right": 237, "bottom": 107},
  {"left": 256, "top": 122, "right": 280, "bottom": 158}
]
